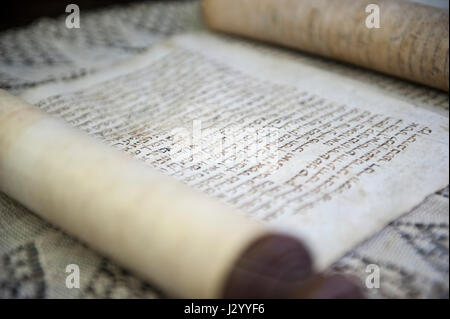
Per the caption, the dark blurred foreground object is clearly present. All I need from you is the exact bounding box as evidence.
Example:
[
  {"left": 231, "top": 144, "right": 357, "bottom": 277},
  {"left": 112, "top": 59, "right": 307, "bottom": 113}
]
[
  {"left": 1, "top": 0, "right": 189, "bottom": 32},
  {"left": 224, "top": 234, "right": 363, "bottom": 298}
]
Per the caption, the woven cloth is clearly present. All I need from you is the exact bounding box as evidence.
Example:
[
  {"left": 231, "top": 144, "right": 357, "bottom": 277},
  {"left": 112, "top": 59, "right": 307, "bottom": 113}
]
[{"left": 0, "top": 0, "right": 448, "bottom": 298}]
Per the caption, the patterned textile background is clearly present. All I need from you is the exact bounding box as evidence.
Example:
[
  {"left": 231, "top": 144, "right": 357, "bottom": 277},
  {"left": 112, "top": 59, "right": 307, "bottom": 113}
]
[{"left": 0, "top": 0, "right": 448, "bottom": 298}]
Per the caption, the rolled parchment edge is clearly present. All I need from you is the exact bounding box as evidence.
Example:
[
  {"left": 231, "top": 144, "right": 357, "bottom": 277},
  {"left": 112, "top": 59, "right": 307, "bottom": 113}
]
[
  {"left": 0, "top": 90, "right": 363, "bottom": 298},
  {"left": 0, "top": 90, "right": 269, "bottom": 298},
  {"left": 201, "top": 0, "right": 449, "bottom": 92}
]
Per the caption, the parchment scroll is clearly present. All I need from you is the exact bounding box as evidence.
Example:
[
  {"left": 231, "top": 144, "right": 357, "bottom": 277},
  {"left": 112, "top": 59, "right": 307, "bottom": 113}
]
[
  {"left": 203, "top": 0, "right": 449, "bottom": 91},
  {"left": 0, "top": 89, "right": 268, "bottom": 298},
  {"left": 0, "top": 31, "right": 448, "bottom": 298}
]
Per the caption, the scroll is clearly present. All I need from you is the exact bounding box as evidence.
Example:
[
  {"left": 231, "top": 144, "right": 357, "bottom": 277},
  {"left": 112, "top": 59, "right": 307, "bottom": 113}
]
[
  {"left": 0, "top": 2, "right": 448, "bottom": 299},
  {"left": 202, "top": 0, "right": 449, "bottom": 91},
  {"left": 0, "top": 90, "right": 363, "bottom": 298}
]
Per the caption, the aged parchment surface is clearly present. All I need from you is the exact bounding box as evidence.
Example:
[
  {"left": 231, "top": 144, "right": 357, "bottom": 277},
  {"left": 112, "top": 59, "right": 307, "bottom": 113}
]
[
  {"left": 0, "top": 89, "right": 267, "bottom": 299},
  {"left": 0, "top": 0, "right": 448, "bottom": 298},
  {"left": 12, "top": 32, "right": 449, "bottom": 279}
]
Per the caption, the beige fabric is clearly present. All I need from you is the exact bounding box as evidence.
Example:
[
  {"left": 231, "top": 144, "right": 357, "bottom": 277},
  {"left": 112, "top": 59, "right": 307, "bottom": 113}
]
[{"left": 332, "top": 192, "right": 449, "bottom": 298}]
